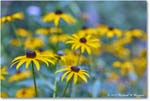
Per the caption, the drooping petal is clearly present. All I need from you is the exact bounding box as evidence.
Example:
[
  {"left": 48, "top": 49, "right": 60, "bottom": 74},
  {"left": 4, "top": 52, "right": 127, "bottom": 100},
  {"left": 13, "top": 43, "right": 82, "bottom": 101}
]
[
  {"left": 66, "top": 72, "right": 73, "bottom": 82},
  {"left": 36, "top": 58, "right": 49, "bottom": 66},
  {"left": 54, "top": 16, "right": 60, "bottom": 27},
  {"left": 78, "top": 73, "right": 87, "bottom": 83},
  {"left": 80, "top": 71, "right": 90, "bottom": 78},
  {"left": 10, "top": 61, "right": 19, "bottom": 68},
  {"left": 55, "top": 67, "right": 68, "bottom": 74},
  {"left": 61, "top": 71, "right": 70, "bottom": 81},
  {"left": 16, "top": 60, "right": 26, "bottom": 70},
  {"left": 73, "top": 73, "right": 78, "bottom": 84},
  {"left": 12, "top": 56, "right": 26, "bottom": 62},
  {"left": 25, "top": 59, "right": 31, "bottom": 69},
  {"left": 33, "top": 60, "right": 40, "bottom": 71}
]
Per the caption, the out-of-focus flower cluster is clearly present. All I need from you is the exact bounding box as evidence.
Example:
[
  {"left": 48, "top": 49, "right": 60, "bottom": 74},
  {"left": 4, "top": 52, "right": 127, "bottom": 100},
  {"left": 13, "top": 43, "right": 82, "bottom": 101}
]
[{"left": 0, "top": 2, "right": 147, "bottom": 98}]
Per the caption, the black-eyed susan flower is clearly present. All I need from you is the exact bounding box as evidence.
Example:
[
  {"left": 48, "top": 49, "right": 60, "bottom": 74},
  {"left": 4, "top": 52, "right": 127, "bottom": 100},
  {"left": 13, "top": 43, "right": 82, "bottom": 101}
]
[
  {"left": 0, "top": 12, "right": 24, "bottom": 24},
  {"left": 15, "top": 86, "right": 35, "bottom": 98},
  {"left": 42, "top": 10, "right": 76, "bottom": 26},
  {"left": 112, "top": 61, "right": 135, "bottom": 76},
  {"left": 96, "top": 24, "right": 122, "bottom": 38},
  {"left": 0, "top": 66, "right": 8, "bottom": 80},
  {"left": 56, "top": 66, "right": 90, "bottom": 84},
  {"left": 24, "top": 37, "right": 45, "bottom": 50},
  {"left": 10, "top": 39, "right": 20, "bottom": 46},
  {"left": 16, "top": 28, "right": 31, "bottom": 37},
  {"left": 8, "top": 71, "right": 32, "bottom": 83},
  {"left": 78, "top": 26, "right": 98, "bottom": 36},
  {"left": 49, "top": 34, "right": 68, "bottom": 44},
  {"left": 10, "top": 50, "right": 55, "bottom": 71},
  {"left": 66, "top": 33, "right": 100, "bottom": 54},
  {"left": 0, "top": 91, "right": 9, "bottom": 98},
  {"left": 124, "top": 29, "right": 146, "bottom": 41}
]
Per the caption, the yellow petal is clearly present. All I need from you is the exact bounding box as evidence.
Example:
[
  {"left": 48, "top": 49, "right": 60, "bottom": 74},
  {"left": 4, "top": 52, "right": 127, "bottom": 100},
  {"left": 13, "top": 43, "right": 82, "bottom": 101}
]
[
  {"left": 16, "top": 60, "right": 26, "bottom": 70},
  {"left": 36, "top": 58, "right": 49, "bottom": 66},
  {"left": 61, "top": 71, "right": 70, "bottom": 81},
  {"left": 81, "top": 71, "right": 90, "bottom": 78},
  {"left": 10, "top": 61, "right": 19, "bottom": 68},
  {"left": 73, "top": 73, "right": 78, "bottom": 84},
  {"left": 33, "top": 60, "right": 40, "bottom": 71},
  {"left": 55, "top": 67, "right": 68, "bottom": 74},
  {"left": 85, "top": 45, "right": 91, "bottom": 54},
  {"left": 54, "top": 16, "right": 60, "bottom": 27},
  {"left": 66, "top": 72, "right": 73, "bottom": 82},
  {"left": 81, "top": 45, "right": 85, "bottom": 53},
  {"left": 42, "top": 58, "right": 55, "bottom": 65},
  {"left": 25, "top": 59, "right": 31, "bottom": 69},
  {"left": 78, "top": 73, "right": 87, "bottom": 83},
  {"left": 12, "top": 56, "right": 25, "bottom": 62}
]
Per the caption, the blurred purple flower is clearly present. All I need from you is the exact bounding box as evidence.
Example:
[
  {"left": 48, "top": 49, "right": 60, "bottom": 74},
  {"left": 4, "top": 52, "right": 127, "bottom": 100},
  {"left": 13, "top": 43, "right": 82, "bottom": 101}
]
[{"left": 26, "top": 5, "right": 41, "bottom": 16}]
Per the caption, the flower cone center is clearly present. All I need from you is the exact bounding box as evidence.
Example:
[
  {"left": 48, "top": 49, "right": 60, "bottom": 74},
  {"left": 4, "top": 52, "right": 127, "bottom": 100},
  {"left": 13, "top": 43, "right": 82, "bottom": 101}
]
[
  {"left": 80, "top": 37, "right": 87, "bottom": 43},
  {"left": 71, "top": 66, "right": 80, "bottom": 72},
  {"left": 26, "top": 51, "right": 36, "bottom": 58}
]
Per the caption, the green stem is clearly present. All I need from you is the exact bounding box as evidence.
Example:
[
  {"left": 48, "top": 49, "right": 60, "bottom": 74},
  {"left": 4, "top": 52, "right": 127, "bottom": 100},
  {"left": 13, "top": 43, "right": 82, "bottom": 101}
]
[
  {"left": 62, "top": 82, "right": 70, "bottom": 97},
  {"left": 77, "top": 51, "right": 81, "bottom": 66},
  {"left": 52, "top": 60, "right": 59, "bottom": 98},
  {"left": 31, "top": 62, "right": 38, "bottom": 97}
]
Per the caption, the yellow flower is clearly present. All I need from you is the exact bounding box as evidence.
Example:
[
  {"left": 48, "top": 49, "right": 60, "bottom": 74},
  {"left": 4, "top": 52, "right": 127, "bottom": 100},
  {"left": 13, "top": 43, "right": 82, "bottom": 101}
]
[
  {"left": 35, "top": 28, "right": 49, "bottom": 35},
  {"left": 106, "top": 27, "right": 122, "bottom": 38},
  {"left": 78, "top": 26, "right": 98, "bottom": 36},
  {"left": 59, "top": 49, "right": 87, "bottom": 66},
  {"left": 10, "top": 50, "right": 55, "bottom": 71},
  {"left": 113, "top": 61, "right": 134, "bottom": 76},
  {"left": 42, "top": 10, "right": 76, "bottom": 26},
  {"left": 49, "top": 34, "right": 68, "bottom": 44},
  {"left": 0, "top": 66, "right": 8, "bottom": 80},
  {"left": 106, "top": 72, "right": 119, "bottom": 82},
  {"left": 0, "top": 91, "right": 8, "bottom": 98},
  {"left": 0, "top": 12, "right": 24, "bottom": 24},
  {"left": 66, "top": 33, "right": 100, "bottom": 54},
  {"left": 8, "top": 71, "right": 32, "bottom": 83},
  {"left": 10, "top": 39, "right": 20, "bottom": 46},
  {"left": 124, "top": 29, "right": 146, "bottom": 41},
  {"left": 96, "top": 25, "right": 122, "bottom": 38},
  {"left": 16, "top": 28, "right": 31, "bottom": 37},
  {"left": 132, "top": 57, "right": 146, "bottom": 77},
  {"left": 35, "top": 27, "right": 63, "bottom": 35},
  {"left": 24, "top": 37, "right": 45, "bottom": 50},
  {"left": 15, "top": 86, "right": 35, "bottom": 98},
  {"left": 56, "top": 66, "right": 90, "bottom": 84}
]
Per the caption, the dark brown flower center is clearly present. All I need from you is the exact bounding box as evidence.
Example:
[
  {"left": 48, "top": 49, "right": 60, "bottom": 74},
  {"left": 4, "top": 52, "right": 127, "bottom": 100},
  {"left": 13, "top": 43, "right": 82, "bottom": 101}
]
[
  {"left": 109, "top": 27, "right": 114, "bottom": 30},
  {"left": 26, "top": 51, "right": 36, "bottom": 58},
  {"left": 71, "top": 66, "right": 80, "bottom": 72},
  {"left": 55, "top": 10, "right": 63, "bottom": 15},
  {"left": 80, "top": 37, "right": 87, "bottom": 43},
  {"left": 22, "top": 90, "right": 26, "bottom": 95},
  {"left": 82, "top": 26, "right": 88, "bottom": 30}
]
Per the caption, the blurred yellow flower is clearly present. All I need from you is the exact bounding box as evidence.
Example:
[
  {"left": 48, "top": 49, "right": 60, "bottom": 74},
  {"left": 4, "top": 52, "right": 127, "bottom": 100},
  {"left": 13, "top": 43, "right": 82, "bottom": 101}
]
[
  {"left": 24, "top": 37, "right": 44, "bottom": 50},
  {"left": 78, "top": 26, "right": 98, "bottom": 36},
  {"left": 56, "top": 66, "right": 90, "bottom": 84},
  {"left": 11, "top": 50, "right": 55, "bottom": 71},
  {"left": 66, "top": 33, "right": 100, "bottom": 54},
  {"left": 106, "top": 72, "right": 119, "bottom": 82},
  {"left": 96, "top": 24, "right": 122, "bottom": 38},
  {"left": 49, "top": 34, "right": 68, "bottom": 44},
  {"left": 10, "top": 39, "right": 20, "bottom": 46},
  {"left": 0, "top": 12, "right": 24, "bottom": 24},
  {"left": 35, "top": 28, "right": 49, "bottom": 35},
  {"left": 0, "top": 91, "right": 8, "bottom": 98},
  {"left": 113, "top": 61, "right": 134, "bottom": 76},
  {"left": 132, "top": 57, "right": 146, "bottom": 77},
  {"left": 42, "top": 10, "right": 76, "bottom": 26},
  {"left": 8, "top": 71, "right": 32, "bottom": 83},
  {"left": 0, "top": 66, "right": 8, "bottom": 80},
  {"left": 15, "top": 86, "right": 35, "bottom": 98},
  {"left": 16, "top": 28, "right": 31, "bottom": 37},
  {"left": 125, "top": 29, "right": 146, "bottom": 41},
  {"left": 59, "top": 49, "right": 87, "bottom": 66}
]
